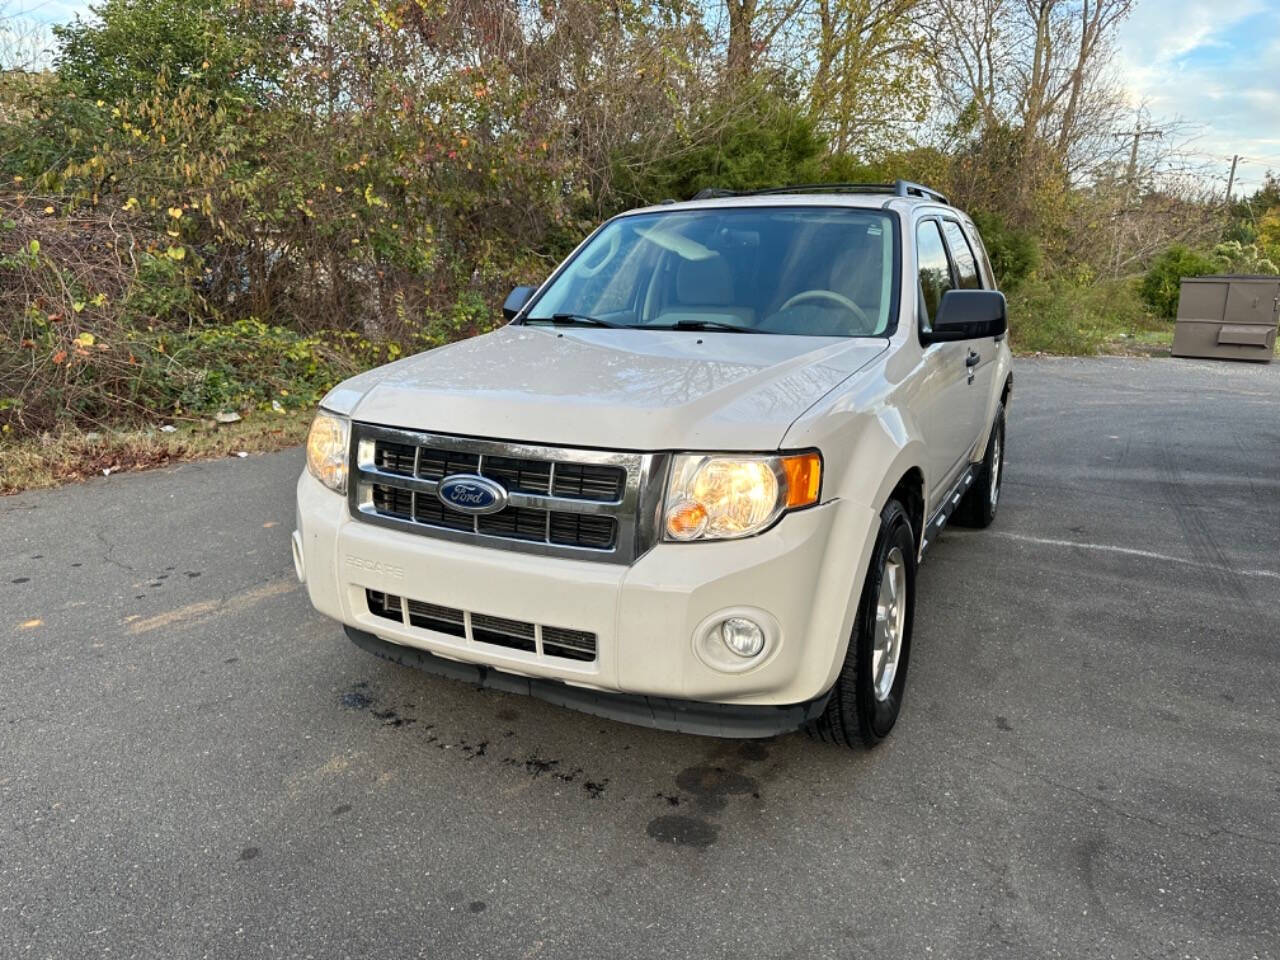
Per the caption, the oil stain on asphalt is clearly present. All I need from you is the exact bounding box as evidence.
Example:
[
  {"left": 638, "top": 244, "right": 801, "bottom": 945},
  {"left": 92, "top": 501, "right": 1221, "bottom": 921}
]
[
  {"left": 337, "top": 682, "right": 611, "bottom": 800},
  {"left": 336, "top": 680, "right": 784, "bottom": 843},
  {"left": 647, "top": 742, "right": 772, "bottom": 848}
]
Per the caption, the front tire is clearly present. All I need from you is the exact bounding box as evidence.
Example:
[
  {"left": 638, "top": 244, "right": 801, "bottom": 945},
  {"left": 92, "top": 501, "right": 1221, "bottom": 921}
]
[
  {"left": 954, "top": 401, "right": 1005, "bottom": 529},
  {"left": 805, "top": 499, "right": 917, "bottom": 749}
]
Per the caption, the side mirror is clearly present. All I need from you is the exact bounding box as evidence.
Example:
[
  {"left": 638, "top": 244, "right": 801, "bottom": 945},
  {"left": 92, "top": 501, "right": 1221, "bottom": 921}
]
[
  {"left": 923, "top": 289, "right": 1008, "bottom": 343},
  {"left": 502, "top": 285, "right": 537, "bottom": 321}
]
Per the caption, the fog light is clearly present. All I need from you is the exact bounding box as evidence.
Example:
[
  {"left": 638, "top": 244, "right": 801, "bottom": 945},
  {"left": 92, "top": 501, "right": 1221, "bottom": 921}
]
[{"left": 721, "top": 617, "right": 765, "bottom": 658}]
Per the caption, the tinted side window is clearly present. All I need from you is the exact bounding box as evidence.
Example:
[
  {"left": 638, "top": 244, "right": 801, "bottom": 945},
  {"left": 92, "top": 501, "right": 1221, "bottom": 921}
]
[
  {"left": 963, "top": 221, "right": 997, "bottom": 288},
  {"left": 941, "top": 220, "right": 981, "bottom": 289},
  {"left": 916, "top": 220, "right": 953, "bottom": 323}
]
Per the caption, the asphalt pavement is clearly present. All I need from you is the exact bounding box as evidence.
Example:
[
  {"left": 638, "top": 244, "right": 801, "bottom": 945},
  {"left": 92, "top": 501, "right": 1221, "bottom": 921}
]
[{"left": 2, "top": 356, "right": 1278, "bottom": 959}]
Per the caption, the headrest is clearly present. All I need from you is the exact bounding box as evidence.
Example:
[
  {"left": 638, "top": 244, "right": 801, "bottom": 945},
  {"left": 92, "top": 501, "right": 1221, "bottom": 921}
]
[
  {"left": 676, "top": 255, "right": 732, "bottom": 305},
  {"left": 829, "top": 239, "right": 879, "bottom": 301}
]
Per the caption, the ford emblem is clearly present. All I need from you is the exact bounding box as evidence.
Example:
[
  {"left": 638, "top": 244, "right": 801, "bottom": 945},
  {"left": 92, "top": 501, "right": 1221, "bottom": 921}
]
[{"left": 436, "top": 474, "right": 508, "bottom": 515}]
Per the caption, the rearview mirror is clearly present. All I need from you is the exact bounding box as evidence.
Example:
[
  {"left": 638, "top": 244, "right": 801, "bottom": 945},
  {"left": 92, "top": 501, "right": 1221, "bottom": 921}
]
[
  {"left": 502, "top": 285, "right": 537, "bottom": 321},
  {"left": 923, "top": 289, "right": 1007, "bottom": 343}
]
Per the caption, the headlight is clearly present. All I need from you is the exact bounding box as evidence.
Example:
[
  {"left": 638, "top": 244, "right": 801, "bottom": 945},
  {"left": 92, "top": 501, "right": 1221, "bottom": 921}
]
[
  {"left": 663, "top": 452, "right": 821, "bottom": 542},
  {"left": 306, "top": 410, "right": 350, "bottom": 494}
]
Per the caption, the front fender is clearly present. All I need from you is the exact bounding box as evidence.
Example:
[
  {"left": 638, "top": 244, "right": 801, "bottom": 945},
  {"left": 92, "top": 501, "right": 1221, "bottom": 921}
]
[{"left": 783, "top": 382, "right": 930, "bottom": 697}]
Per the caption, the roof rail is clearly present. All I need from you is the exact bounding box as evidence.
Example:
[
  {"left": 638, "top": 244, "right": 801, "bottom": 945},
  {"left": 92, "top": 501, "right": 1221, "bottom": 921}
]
[
  {"left": 690, "top": 187, "right": 741, "bottom": 200},
  {"left": 689, "top": 180, "right": 950, "bottom": 205},
  {"left": 892, "top": 179, "right": 949, "bottom": 204}
]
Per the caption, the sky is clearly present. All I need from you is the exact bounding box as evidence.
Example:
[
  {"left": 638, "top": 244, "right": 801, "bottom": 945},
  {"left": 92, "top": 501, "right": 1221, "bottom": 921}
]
[
  {"left": 5, "top": 0, "right": 1280, "bottom": 198},
  {"left": 1115, "top": 0, "right": 1280, "bottom": 195}
]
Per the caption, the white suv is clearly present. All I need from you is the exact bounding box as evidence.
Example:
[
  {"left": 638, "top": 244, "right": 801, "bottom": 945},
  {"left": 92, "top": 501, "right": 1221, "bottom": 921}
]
[{"left": 294, "top": 181, "right": 1012, "bottom": 748}]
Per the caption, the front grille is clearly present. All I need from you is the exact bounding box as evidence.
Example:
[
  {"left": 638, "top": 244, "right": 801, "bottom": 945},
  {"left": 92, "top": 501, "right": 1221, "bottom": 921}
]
[
  {"left": 349, "top": 424, "right": 663, "bottom": 563},
  {"left": 541, "top": 626, "right": 597, "bottom": 662},
  {"left": 406, "top": 598, "right": 465, "bottom": 637},
  {"left": 365, "top": 589, "right": 597, "bottom": 662},
  {"left": 470, "top": 613, "right": 536, "bottom": 652},
  {"left": 552, "top": 462, "right": 624, "bottom": 501}
]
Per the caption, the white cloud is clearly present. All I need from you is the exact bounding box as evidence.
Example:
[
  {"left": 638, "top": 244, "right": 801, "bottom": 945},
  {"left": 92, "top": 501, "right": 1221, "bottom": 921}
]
[
  {"left": 1116, "top": 0, "right": 1280, "bottom": 192},
  {"left": 1118, "top": 0, "right": 1263, "bottom": 64}
]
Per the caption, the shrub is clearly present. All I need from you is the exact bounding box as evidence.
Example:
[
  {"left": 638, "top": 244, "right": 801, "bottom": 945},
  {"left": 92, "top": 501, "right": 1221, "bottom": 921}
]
[
  {"left": 611, "top": 86, "right": 827, "bottom": 205},
  {"left": 969, "top": 210, "right": 1041, "bottom": 292},
  {"left": 52, "top": 0, "right": 306, "bottom": 105},
  {"left": 0, "top": 202, "right": 404, "bottom": 432},
  {"left": 1139, "top": 244, "right": 1217, "bottom": 319},
  {"left": 1213, "top": 241, "right": 1278, "bottom": 275},
  {"left": 1008, "top": 276, "right": 1151, "bottom": 355}
]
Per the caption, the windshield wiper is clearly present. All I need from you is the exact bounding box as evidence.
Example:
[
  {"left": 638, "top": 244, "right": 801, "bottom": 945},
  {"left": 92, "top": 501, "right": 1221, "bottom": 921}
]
[
  {"left": 525, "top": 313, "right": 627, "bottom": 329},
  {"left": 649, "top": 319, "right": 758, "bottom": 333}
]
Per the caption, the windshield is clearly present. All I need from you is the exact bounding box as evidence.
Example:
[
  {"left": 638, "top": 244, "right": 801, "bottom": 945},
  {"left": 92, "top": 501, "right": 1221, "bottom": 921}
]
[{"left": 522, "top": 207, "right": 898, "bottom": 337}]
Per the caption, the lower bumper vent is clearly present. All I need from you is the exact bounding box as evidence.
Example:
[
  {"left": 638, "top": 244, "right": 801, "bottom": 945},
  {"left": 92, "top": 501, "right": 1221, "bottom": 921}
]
[{"left": 365, "top": 589, "right": 597, "bottom": 663}]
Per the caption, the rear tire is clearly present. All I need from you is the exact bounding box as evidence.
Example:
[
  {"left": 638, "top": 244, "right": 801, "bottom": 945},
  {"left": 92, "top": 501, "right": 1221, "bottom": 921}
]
[
  {"left": 805, "top": 499, "right": 917, "bottom": 749},
  {"left": 954, "top": 402, "right": 1005, "bottom": 529}
]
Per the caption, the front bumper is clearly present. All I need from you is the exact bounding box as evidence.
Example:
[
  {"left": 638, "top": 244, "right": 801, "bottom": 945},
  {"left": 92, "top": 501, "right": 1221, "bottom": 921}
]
[
  {"left": 346, "top": 626, "right": 829, "bottom": 738},
  {"left": 296, "top": 470, "right": 877, "bottom": 709}
]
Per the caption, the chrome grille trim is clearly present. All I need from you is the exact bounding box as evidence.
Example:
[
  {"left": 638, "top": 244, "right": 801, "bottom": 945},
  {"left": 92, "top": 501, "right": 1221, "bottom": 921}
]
[{"left": 348, "top": 423, "right": 667, "bottom": 564}]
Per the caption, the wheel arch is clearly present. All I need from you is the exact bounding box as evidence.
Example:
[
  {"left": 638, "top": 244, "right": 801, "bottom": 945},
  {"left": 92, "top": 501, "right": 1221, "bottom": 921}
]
[{"left": 884, "top": 466, "right": 926, "bottom": 559}]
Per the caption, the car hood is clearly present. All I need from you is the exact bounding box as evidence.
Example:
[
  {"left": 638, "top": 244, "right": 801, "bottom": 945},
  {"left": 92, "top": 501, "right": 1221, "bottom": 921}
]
[{"left": 323, "top": 325, "right": 886, "bottom": 451}]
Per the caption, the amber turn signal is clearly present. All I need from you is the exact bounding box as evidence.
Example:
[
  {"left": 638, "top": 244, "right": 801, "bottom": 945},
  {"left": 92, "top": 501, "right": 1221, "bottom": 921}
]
[
  {"left": 665, "top": 499, "right": 709, "bottom": 541},
  {"left": 781, "top": 452, "right": 822, "bottom": 508}
]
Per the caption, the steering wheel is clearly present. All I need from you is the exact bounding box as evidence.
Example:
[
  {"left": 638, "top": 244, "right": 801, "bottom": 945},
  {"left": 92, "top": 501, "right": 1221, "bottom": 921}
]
[{"left": 779, "top": 288, "right": 872, "bottom": 326}]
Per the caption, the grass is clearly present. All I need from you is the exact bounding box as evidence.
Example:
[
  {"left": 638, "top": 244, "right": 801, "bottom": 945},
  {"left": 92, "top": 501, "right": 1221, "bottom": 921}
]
[
  {"left": 1098, "top": 323, "right": 1175, "bottom": 357},
  {"left": 1006, "top": 275, "right": 1172, "bottom": 356},
  {"left": 0, "top": 410, "right": 311, "bottom": 495}
]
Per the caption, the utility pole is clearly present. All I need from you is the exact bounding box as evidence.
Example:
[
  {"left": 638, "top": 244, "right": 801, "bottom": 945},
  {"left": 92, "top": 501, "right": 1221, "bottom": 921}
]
[
  {"left": 1113, "top": 123, "right": 1163, "bottom": 202},
  {"left": 1225, "top": 154, "right": 1240, "bottom": 205},
  {"left": 1108, "top": 120, "right": 1164, "bottom": 279}
]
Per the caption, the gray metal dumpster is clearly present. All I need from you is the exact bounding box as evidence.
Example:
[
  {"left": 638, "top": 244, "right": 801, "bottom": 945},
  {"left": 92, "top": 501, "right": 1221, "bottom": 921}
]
[{"left": 1172, "top": 275, "right": 1280, "bottom": 362}]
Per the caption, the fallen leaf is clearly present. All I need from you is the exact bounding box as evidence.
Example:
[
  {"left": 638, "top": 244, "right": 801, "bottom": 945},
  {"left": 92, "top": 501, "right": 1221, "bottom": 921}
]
[
  {"left": 52, "top": 350, "right": 67, "bottom": 365},
  {"left": 165, "top": 245, "right": 185, "bottom": 260},
  {"left": 75, "top": 332, "right": 95, "bottom": 347}
]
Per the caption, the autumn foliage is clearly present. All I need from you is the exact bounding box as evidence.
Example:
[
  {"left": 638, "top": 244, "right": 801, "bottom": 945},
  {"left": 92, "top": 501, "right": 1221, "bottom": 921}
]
[{"left": 1, "top": 0, "right": 1277, "bottom": 436}]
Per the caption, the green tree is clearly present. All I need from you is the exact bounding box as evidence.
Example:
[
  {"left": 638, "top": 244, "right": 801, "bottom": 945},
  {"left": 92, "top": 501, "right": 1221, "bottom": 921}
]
[
  {"left": 1139, "top": 245, "right": 1217, "bottom": 319},
  {"left": 969, "top": 211, "right": 1041, "bottom": 292},
  {"left": 53, "top": 0, "right": 306, "bottom": 105},
  {"left": 612, "top": 86, "right": 827, "bottom": 204}
]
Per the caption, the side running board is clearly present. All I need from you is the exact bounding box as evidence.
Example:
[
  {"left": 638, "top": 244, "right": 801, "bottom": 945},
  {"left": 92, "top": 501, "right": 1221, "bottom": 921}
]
[{"left": 919, "top": 464, "right": 977, "bottom": 557}]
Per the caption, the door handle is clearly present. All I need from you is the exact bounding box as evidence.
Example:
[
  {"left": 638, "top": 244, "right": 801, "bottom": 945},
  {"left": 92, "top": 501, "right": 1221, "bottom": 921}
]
[{"left": 965, "top": 350, "right": 981, "bottom": 367}]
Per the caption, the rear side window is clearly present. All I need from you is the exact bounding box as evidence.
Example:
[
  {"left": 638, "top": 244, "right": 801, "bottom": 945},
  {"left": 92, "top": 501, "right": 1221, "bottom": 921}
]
[
  {"left": 916, "top": 220, "right": 953, "bottom": 323},
  {"left": 941, "top": 221, "right": 981, "bottom": 289},
  {"left": 963, "top": 221, "right": 997, "bottom": 288}
]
